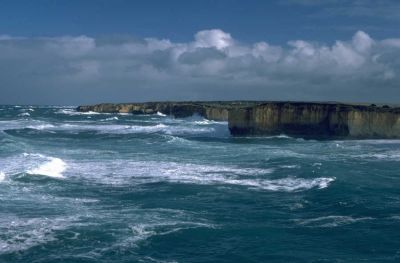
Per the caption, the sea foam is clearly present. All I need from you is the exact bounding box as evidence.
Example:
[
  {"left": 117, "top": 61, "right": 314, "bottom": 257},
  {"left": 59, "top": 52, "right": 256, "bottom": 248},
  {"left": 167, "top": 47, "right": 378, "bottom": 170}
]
[
  {"left": 156, "top": 111, "right": 167, "bottom": 117},
  {"left": 0, "top": 172, "right": 5, "bottom": 182},
  {"left": 69, "top": 160, "right": 334, "bottom": 192},
  {"left": 27, "top": 157, "right": 66, "bottom": 178}
]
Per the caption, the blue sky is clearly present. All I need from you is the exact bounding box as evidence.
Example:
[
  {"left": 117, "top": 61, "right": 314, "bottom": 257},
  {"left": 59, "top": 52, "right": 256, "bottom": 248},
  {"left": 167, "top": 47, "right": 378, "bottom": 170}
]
[
  {"left": 1, "top": 0, "right": 399, "bottom": 43},
  {"left": 0, "top": 0, "right": 400, "bottom": 104}
]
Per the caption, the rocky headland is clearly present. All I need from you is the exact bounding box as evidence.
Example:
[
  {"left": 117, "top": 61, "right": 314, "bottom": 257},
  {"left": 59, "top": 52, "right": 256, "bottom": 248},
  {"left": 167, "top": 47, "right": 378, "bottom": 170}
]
[{"left": 77, "top": 101, "right": 400, "bottom": 139}]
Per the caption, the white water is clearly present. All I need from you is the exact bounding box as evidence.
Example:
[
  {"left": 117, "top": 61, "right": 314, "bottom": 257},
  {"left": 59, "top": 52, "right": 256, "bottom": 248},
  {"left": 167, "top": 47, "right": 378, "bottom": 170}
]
[
  {"left": 0, "top": 172, "right": 5, "bottom": 182},
  {"left": 27, "top": 157, "right": 67, "bottom": 178},
  {"left": 67, "top": 159, "right": 335, "bottom": 192}
]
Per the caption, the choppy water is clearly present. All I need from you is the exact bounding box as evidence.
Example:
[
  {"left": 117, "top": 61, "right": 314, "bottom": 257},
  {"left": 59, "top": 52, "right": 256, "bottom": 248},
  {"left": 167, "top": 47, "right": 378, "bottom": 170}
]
[{"left": 0, "top": 105, "right": 400, "bottom": 262}]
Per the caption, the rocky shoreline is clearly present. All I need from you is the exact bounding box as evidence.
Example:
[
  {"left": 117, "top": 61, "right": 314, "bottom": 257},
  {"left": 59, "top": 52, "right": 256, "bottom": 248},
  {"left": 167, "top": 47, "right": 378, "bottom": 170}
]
[{"left": 77, "top": 101, "right": 400, "bottom": 139}]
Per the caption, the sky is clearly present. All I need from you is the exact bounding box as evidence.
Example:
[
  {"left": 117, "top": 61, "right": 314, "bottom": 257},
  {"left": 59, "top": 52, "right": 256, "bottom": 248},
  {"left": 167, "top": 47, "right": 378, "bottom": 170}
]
[{"left": 0, "top": 0, "right": 400, "bottom": 105}]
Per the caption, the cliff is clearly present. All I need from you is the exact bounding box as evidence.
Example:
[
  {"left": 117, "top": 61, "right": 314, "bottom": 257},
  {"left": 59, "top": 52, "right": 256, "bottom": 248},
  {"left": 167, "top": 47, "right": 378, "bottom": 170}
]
[
  {"left": 228, "top": 102, "right": 400, "bottom": 139},
  {"left": 77, "top": 101, "right": 261, "bottom": 121},
  {"left": 77, "top": 101, "right": 400, "bottom": 139}
]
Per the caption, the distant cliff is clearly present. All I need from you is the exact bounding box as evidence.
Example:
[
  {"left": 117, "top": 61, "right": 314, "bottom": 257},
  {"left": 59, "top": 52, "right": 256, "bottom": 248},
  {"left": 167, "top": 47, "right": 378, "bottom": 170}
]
[
  {"left": 78, "top": 101, "right": 400, "bottom": 139},
  {"left": 77, "top": 101, "right": 261, "bottom": 121},
  {"left": 228, "top": 102, "right": 400, "bottom": 139}
]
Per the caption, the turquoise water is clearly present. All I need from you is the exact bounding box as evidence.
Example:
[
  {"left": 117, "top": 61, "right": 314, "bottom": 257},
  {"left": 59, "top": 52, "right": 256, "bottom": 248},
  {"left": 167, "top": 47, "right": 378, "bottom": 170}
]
[{"left": 0, "top": 105, "right": 400, "bottom": 263}]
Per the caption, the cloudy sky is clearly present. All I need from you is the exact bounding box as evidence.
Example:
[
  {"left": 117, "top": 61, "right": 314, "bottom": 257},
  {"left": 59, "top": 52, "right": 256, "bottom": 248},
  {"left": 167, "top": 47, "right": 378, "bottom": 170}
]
[{"left": 1, "top": 0, "right": 400, "bottom": 105}]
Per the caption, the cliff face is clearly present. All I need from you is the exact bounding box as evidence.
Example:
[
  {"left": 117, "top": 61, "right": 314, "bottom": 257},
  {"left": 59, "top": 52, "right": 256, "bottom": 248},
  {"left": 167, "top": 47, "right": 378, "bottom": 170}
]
[
  {"left": 228, "top": 102, "right": 400, "bottom": 139},
  {"left": 77, "top": 101, "right": 258, "bottom": 121},
  {"left": 78, "top": 101, "right": 400, "bottom": 139}
]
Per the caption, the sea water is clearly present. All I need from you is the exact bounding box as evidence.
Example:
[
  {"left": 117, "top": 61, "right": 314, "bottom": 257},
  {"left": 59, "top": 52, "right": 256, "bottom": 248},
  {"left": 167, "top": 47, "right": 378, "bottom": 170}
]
[{"left": 0, "top": 105, "right": 399, "bottom": 262}]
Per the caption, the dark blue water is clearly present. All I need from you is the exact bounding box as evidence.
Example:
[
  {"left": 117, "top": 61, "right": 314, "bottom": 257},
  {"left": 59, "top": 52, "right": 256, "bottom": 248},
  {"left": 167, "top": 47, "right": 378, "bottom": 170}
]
[{"left": 0, "top": 105, "right": 400, "bottom": 262}]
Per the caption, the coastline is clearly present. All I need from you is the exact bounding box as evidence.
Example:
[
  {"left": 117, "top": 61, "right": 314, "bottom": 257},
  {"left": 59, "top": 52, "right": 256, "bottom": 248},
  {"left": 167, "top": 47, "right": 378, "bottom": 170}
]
[{"left": 77, "top": 101, "right": 400, "bottom": 139}]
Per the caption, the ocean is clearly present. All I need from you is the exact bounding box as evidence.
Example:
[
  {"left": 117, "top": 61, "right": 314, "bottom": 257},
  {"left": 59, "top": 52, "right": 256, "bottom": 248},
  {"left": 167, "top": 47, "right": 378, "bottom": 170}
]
[{"left": 0, "top": 105, "right": 399, "bottom": 262}]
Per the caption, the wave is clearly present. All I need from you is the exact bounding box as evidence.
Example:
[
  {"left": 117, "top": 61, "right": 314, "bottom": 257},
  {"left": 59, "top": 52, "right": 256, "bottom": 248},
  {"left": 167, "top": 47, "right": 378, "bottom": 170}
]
[
  {"left": 128, "top": 221, "right": 214, "bottom": 245},
  {"left": 22, "top": 122, "right": 216, "bottom": 136},
  {"left": 165, "top": 135, "right": 192, "bottom": 145},
  {"left": 101, "top": 116, "right": 119, "bottom": 121},
  {"left": 0, "top": 215, "right": 86, "bottom": 254},
  {"left": 26, "top": 156, "right": 66, "bottom": 178},
  {"left": 353, "top": 151, "right": 400, "bottom": 161},
  {"left": 279, "top": 165, "right": 300, "bottom": 169},
  {"left": 241, "top": 134, "right": 295, "bottom": 139},
  {"left": 27, "top": 124, "right": 56, "bottom": 130},
  {"left": 221, "top": 177, "right": 334, "bottom": 191},
  {"left": 18, "top": 112, "right": 30, "bottom": 117},
  {"left": 0, "top": 120, "right": 55, "bottom": 132},
  {"left": 0, "top": 171, "right": 5, "bottom": 182},
  {"left": 55, "top": 109, "right": 105, "bottom": 116},
  {"left": 69, "top": 160, "right": 333, "bottom": 192},
  {"left": 156, "top": 111, "right": 167, "bottom": 117},
  {"left": 295, "top": 215, "right": 374, "bottom": 228}
]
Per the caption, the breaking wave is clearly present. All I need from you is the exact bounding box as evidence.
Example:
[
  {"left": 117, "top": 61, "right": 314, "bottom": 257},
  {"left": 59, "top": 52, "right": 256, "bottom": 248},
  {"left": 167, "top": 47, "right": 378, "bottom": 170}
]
[
  {"left": 18, "top": 112, "right": 30, "bottom": 117},
  {"left": 55, "top": 109, "right": 103, "bottom": 115},
  {"left": 156, "top": 111, "right": 167, "bottom": 117},
  {"left": 26, "top": 155, "right": 67, "bottom": 178},
  {"left": 0, "top": 171, "right": 5, "bottom": 182},
  {"left": 21, "top": 122, "right": 217, "bottom": 135}
]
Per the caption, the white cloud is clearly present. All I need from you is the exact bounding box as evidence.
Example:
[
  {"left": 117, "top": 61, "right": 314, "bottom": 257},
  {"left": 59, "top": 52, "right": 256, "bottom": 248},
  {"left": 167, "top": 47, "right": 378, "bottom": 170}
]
[
  {"left": 0, "top": 29, "right": 399, "bottom": 104},
  {"left": 194, "top": 29, "right": 233, "bottom": 50},
  {"left": 45, "top": 35, "right": 95, "bottom": 57},
  {"left": 352, "top": 30, "right": 374, "bottom": 53}
]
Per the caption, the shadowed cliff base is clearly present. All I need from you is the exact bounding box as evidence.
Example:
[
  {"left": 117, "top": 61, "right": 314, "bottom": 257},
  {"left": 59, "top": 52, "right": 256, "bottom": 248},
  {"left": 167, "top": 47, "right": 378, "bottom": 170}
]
[{"left": 77, "top": 101, "right": 400, "bottom": 139}]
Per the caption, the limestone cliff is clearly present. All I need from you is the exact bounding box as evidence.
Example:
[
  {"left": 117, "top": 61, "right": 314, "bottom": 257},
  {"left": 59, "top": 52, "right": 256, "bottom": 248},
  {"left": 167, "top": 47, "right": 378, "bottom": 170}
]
[
  {"left": 78, "top": 101, "right": 400, "bottom": 139},
  {"left": 77, "top": 101, "right": 259, "bottom": 121},
  {"left": 228, "top": 102, "right": 400, "bottom": 139}
]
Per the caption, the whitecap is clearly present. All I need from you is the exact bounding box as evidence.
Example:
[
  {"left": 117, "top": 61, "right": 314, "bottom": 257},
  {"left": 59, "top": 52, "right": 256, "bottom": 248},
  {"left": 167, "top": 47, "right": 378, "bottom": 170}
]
[
  {"left": 295, "top": 215, "right": 373, "bottom": 228},
  {"left": 101, "top": 116, "right": 119, "bottom": 121},
  {"left": 55, "top": 109, "right": 105, "bottom": 116},
  {"left": 22, "top": 152, "right": 46, "bottom": 158},
  {"left": 266, "top": 134, "right": 293, "bottom": 139},
  {"left": 81, "top": 111, "right": 101, "bottom": 115},
  {"left": 27, "top": 124, "right": 56, "bottom": 130},
  {"left": 355, "top": 151, "right": 400, "bottom": 161},
  {"left": 69, "top": 160, "right": 332, "bottom": 192},
  {"left": 55, "top": 109, "right": 76, "bottom": 115},
  {"left": 0, "top": 171, "right": 5, "bottom": 182},
  {"left": 165, "top": 135, "right": 192, "bottom": 145},
  {"left": 156, "top": 111, "right": 167, "bottom": 117},
  {"left": 27, "top": 157, "right": 66, "bottom": 178},
  {"left": 194, "top": 119, "right": 214, "bottom": 125},
  {"left": 18, "top": 112, "right": 30, "bottom": 117},
  {"left": 223, "top": 177, "right": 334, "bottom": 191},
  {"left": 42, "top": 123, "right": 216, "bottom": 135},
  {"left": 279, "top": 165, "right": 300, "bottom": 169}
]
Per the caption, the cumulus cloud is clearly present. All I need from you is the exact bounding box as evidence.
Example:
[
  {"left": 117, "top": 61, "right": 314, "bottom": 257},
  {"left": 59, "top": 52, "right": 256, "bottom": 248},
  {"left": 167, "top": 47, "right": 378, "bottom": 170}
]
[
  {"left": 194, "top": 29, "right": 234, "bottom": 50},
  {"left": 0, "top": 29, "right": 399, "bottom": 104}
]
